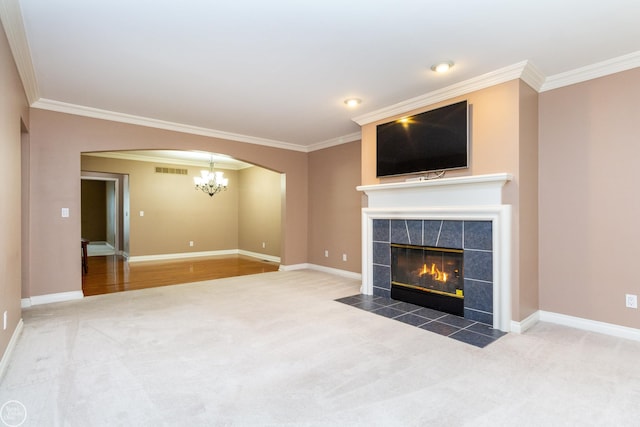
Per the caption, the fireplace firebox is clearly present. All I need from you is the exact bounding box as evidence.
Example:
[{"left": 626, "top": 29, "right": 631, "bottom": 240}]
[{"left": 390, "top": 244, "right": 464, "bottom": 316}]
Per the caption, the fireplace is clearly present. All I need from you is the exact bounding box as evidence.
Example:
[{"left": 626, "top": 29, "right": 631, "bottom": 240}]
[
  {"left": 357, "top": 173, "right": 513, "bottom": 331},
  {"left": 391, "top": 244, "right": 464, "bottom": 316},
  {"left": 373, "top": 219, "right": 492, "bottom": 323}
]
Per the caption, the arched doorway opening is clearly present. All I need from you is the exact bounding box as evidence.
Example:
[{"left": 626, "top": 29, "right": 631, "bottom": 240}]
[{"left": 79, "top": 149, "right": 283, "bottom": 295}]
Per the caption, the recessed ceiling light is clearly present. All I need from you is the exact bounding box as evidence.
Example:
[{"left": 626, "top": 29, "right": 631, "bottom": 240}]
[
  {"left": 431, "top": 61, "right": 454, "bottom": 73},
  {"left": 344, "top": 98, "right": 362, "bottom": 107}
]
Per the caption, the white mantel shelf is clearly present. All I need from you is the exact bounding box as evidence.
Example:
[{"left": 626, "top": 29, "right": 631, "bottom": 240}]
[
  {"left": 357, "top": 173, "right": 513, "bottom": 209},
  {"left": 357, "top": 172, "right": 512, "bottom": 193}
]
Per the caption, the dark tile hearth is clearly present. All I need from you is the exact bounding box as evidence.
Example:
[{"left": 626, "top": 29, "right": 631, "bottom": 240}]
[{"left": 335, "top": 294, "right": 506, "bottom": 348}]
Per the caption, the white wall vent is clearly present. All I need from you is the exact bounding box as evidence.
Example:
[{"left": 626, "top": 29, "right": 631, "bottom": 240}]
[{"left": 155, "top": 167, "right": 188, "bottom": 175}]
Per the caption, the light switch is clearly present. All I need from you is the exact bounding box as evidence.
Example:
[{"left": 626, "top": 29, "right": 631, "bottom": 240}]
[
  {"left": 139, "top": 211, "right": 144, "bottom": 217},
  {"left": 61, "top": 208, "right": 69, "bottom": 218}
]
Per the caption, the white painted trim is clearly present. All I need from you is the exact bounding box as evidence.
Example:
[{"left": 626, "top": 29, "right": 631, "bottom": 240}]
[
  {"left": 306, "top": 132, "right": 362, "bottom": 152},
  {"left": 352, "top": 53, "right": 639, "bottom": 126},
  {"left": 360, "top": 206, "right": 512, "bottom": 332},
  {"left": 128, "top": 250, "right": 237, "bottom": 263},
  {"left": 539, "top": 310, "right": 640, "bottom": 342},
  {"left": 352, "top": 61, "right": 531, "bottom": 126},
  {"left": 0, "top": 0, "right": 39, "bottom": 103},
  {"left": 83, "top": 151, "right": 251, "bottom": 170},
  {"left": 357, "top": 173, "right": 512, "bottom": 194},
  {"left": 278, "top": 263, "right": 310, "bottom": 272},
  {"left": 27, "top": 291, "right": 84, "bottom": 306},
  {"left": 20, "top": 298, "right": 31, "bottom": 308},
  {"left": 31, "top": 98, "right": 308, "bottom": 153},
  {"left": 278, "top": 263, "right": 362, "bottom": 280},
  {"left": 357, "top": 174, "right": 513, "bottom": 211},
  {"left": 0, "top": 319, "right": 23, "bottom": 381},
  {"left": 519, "top": 61, "right": 546, "bottom": 91},
  {"left": 1, "top": 1, "right": 636, "bottom": 155},
  {"left": 541, "top": 50, "right": 640, "bottom": 92},
  {"left": 128, "top": 249, "right": 280, "bottom": 263},
  {"left": 305, "top": 264, "right": 362, "bottom": 280},
  {"left": 510, "top": 311, "right": 540, "bottom": 334},
  {"left": 237, "top": 249, "right": 281, "bottom": 264},
  {"left": 511, "top": 309, "right": 640, "bottom": 342},
  {"left": 358, "top": 173, "right": 513, "bottom": 331}
]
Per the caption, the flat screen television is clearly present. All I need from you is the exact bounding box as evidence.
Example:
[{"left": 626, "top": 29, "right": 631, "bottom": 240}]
[{"left": 376, "top": 100, "right": 469, "bottom": 178}]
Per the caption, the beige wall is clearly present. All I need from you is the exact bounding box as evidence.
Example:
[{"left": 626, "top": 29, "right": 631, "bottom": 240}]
[
  {"left": 361, "top": 80, "right": 539, "bottom": 321},
  {"left": 361, "top": 82, "right": 522, "bottom": 185},
  {"left": 82, "top": 155, "right": 243, "bottom": 255},
  {"left": 0, "top": 19, "right": 28, "bottom": 363},
  {"left": 539, "top": 68, "right": 640, "bottom": 329},
  {"left": 5, "top": 15, "right": 635, "bottom": 369},
  {"left": 26, "top": 109, "right": 308, "bottom": 297},
  {"left": 517, "top": 81, "right": 540, "bottom": 321},
  {"left": 81, "top": 158, "right": 282, "bottom": 257},
  {"left": 308, "top": 141, "right": 362, "bottom": 272},
  {"left": 238, "top": 166, "right": 282, "bottom": 258}
]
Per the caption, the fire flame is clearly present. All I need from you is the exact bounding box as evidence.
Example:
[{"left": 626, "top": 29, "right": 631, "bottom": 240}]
[{"left": 418, "top": 263, "right": 448, "bottom": 282}]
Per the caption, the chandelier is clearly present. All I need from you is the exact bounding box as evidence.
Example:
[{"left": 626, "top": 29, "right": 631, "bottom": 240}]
[{"left": 194, "top": 159, "right": 228, "bottom": 197}]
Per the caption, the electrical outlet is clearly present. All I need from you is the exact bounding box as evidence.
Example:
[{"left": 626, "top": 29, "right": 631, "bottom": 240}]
[
  {"left": 342, "top": 253, "right": 347, "bottom": 262},
  {"left": 324, "top": 250, "right": 329, "bottom": 258},
  {"left": 626, "top": 294, "right": 637, "bottom": 309},
  {"left": 189, "top": 241, "right": 194, "bottom": 247},
  {"left": 3, "top": 311, "right": 7, "bottom": 330},
  {"left": 262, "top": 242, "right": 266, "bottom": 249}
]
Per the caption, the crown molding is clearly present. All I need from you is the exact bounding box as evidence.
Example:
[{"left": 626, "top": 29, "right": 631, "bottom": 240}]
[
  {"left": 306, "top": 131, "right": 361, "bottom": 152},
  {"left": 0, "top": 0, "right": 39, "bottom": 103},
  {"left": 5, "top": 0, "right": 637, "bottom": 153},
  {"left": 519, "top": 60, "right": 546, "bottom": 91},
  {"left": 32, "top": 98, "right": 309, "bottom": 153},
  {"left": 82, "top": 151, "right": 251, "bottom": 170},
  {"left": 352, "top": 61, "right": 533, "bottom": 126},
  {"left": 540, "top": 50, "right": 640, "bottom": 92}
]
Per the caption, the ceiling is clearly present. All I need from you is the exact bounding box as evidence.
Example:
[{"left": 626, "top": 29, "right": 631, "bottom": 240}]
[{"left": 2, "top": 0, "right": 640, "bottom": 151}]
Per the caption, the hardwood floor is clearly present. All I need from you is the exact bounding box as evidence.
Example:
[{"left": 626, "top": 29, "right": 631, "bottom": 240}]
[{"left": 82, "top": 254, "right": 280, "bottom": 296}]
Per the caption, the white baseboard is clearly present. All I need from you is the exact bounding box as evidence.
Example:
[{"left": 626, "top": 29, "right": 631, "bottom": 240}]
[
  {"left": 22, "top": 290, "right": 84, "bottom": 307},
  {"left": 510, "top": 311, "right": 540, "bottom": 334},
  {"left": 128, "top": 250, "right": 237, "bottom": 262},
  {"left": 279, "top": 263, "right": 362, "bottom": 280},
  {"left": 510, "top": 309, "right": 640, "bottom": 341},
  {"left": 278, "top": 263, "right": 309, "bottom": 272},
  {"left": 539, "top": 310, "right": 640, "bottom": 342},
  {"left": 128, "top": 249, "right": 280, "bottom": 263},
  {"left": 307, "top": 264, "right": 362, "bottom": 280},
  {"left": 0, "top": 319, "right": 23, "bottom": 381},
  {"left": 237, "top": 250, "right": 280, "bottom": 263}
]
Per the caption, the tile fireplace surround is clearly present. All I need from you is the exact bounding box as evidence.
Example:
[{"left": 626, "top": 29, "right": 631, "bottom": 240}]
[{"left": 357, "top": 173, "right": 513, "bottom": 332}]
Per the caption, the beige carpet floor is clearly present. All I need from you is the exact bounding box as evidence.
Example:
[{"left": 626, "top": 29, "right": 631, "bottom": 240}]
[{"left": 2, "top": 270, "right": 640, "bottom": 426}]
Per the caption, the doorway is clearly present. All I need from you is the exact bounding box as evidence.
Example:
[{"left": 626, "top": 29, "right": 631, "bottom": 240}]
[{"left": 81, "top": 172, "right": 130, "bottom": 257}]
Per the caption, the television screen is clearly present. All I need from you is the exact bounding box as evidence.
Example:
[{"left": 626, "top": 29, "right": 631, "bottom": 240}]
[{"left": 376, "top": 100, "right": 469, "bottom": 178}]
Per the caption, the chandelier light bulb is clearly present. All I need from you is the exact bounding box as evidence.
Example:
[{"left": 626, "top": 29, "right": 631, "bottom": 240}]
[{"left": 194, "top": 159, "right": 228, "bottom": 197}]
